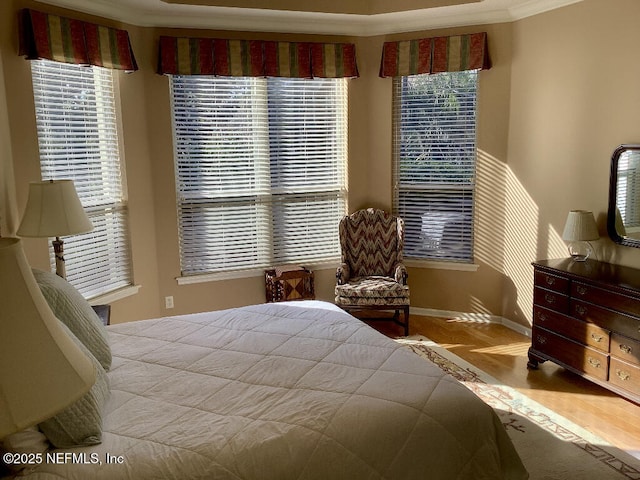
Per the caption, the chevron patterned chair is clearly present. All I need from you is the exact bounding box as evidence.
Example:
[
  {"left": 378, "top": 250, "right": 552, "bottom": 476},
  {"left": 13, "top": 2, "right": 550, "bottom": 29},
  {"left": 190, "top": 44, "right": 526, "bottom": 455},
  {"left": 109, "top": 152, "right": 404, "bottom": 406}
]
[{"left": 335, "top": 208, "right": 410, "bottom": 335}]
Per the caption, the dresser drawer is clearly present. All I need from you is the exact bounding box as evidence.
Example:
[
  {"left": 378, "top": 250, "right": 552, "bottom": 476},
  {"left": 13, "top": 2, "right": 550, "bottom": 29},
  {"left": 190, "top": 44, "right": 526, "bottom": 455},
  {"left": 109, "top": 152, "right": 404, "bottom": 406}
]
[
  {"left": 534, "top": 270, "right": 569, "bottom": 294},
  {"left": 609, "top": 357, "right": 640, "bottom": 397},
  {"left": 570, "top": 299, "right": 640, "bottom": 342},
  {"left": 534, "top": 287, "right": 569, "bottom": 314},
  {"left": 572, "top": 281, "right": 640, "bottom": 318},
  {"left": 611, "top": 333, "right": 640, "bottom": 366},
  {"left": 532, "top": 327, "right": 608, "bottom": 381},
  {"left": 533, "top": 306, "right": 609, "bottom": 352}
]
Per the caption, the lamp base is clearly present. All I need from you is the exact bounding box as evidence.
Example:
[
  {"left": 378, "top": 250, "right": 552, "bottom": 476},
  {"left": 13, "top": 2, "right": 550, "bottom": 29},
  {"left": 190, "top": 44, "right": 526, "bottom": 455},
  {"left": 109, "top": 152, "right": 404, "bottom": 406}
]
[
  {"left": 568, "top": 241, "right": 593, "bottom": 262},
  {"left": 52, "top": 237, "right": 66, "bottom": 279}
]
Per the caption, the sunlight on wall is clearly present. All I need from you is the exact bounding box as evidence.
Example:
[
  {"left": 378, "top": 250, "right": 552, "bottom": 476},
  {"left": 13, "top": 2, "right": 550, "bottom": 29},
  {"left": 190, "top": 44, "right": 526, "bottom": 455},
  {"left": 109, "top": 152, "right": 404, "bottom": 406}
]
[
  {"left": 475, "top": 150, "right": 507, "bottom": 273},
  {"left": 547, "top": 221, "right": 567, "bottom": 259},
  {"left": 469, "top": 295, "right": 494, "bottom": 316},
  {"left": 476, "top": 149, "right": 537, "bottom": 323},
  {"left": 475, "top": 150, "right": 565, "bottom": 325}
]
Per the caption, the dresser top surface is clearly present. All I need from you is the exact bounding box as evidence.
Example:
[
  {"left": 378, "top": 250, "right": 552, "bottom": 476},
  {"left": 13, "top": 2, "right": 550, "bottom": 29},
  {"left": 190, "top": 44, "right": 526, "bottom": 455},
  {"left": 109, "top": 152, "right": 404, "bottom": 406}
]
[{"left": 533, "top": 258, "right": 640, "bottom": 295}]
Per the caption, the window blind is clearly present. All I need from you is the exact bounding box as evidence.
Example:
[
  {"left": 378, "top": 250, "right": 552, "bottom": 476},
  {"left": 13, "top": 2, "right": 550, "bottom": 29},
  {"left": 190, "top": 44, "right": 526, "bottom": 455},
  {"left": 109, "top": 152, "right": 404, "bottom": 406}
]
[
  {"left": 31, "top": 59, "right": 132, "bottom": 298},
  {"left": 267, "top": 78, "right": 347, "bottom": 264},
  {"left": 171, "top": 76, "right": 347, "bottom": 276},
  {"left": 617, "top": 151, "right": 640, "bottom": 230},
  {"left": 393, "top": 71, "right": 478, "bottom": 262}
]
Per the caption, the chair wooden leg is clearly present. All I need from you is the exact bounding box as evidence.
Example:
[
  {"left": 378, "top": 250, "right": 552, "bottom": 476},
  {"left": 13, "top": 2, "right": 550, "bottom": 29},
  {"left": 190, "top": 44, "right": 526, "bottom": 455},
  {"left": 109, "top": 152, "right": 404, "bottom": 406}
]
[
  {"left": 338, "top": 303, "right": 410, "bottom": 336},
  {"left": 403, "top": 306, "right": 409, "bottom": 336}
]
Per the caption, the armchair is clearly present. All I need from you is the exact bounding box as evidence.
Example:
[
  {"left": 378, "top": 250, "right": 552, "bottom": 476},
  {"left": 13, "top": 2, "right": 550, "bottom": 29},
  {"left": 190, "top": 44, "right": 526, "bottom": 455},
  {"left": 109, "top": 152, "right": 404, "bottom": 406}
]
[{"left": 335, "top": 208, "right": 410, "bottom": 335}]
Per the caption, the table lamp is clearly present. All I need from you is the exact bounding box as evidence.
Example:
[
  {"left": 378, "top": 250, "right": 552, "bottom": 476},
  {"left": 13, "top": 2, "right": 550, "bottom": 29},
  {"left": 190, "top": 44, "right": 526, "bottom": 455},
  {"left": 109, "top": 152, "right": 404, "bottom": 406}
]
[
  {"left": 562, "top": 210, "right": 599, "bottom": 261},
  {"left": 17, "top": 180, "right": 93, "bottom": 278},
  {"left": 0, "top": 237, "right": 96, "bottom": 439}
]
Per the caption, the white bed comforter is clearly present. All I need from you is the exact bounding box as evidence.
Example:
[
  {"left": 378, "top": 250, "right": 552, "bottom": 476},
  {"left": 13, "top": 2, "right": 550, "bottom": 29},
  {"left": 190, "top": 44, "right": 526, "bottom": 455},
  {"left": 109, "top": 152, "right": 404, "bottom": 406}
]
[{"left": 19, "top": 301, "right": 527, "bottom": 480}]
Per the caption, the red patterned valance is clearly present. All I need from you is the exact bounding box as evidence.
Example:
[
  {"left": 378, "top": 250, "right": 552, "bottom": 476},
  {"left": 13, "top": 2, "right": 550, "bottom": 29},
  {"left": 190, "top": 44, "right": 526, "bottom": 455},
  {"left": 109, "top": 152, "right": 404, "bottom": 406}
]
[
  {"left": 380, "top": 32, "right": 490, "bottom": 77},
  {"left": 19, "top": 9, "right": 138, "bottom": 71},
  {"left": 311, "top": 43, "right": 358, "bottom": 78},
  {"left": 264, "top": 41, "right": 312, "bottom": 78},
  {"left": 158, "top": 36, "right": 358, "bottom": 79}
]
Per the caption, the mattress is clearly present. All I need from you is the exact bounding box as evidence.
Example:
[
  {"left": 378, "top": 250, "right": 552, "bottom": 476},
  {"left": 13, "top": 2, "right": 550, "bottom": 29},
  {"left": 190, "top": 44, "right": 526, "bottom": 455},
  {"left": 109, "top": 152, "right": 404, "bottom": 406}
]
[{"left": 15, "top": 301, "right": 527, "bottom": 479}]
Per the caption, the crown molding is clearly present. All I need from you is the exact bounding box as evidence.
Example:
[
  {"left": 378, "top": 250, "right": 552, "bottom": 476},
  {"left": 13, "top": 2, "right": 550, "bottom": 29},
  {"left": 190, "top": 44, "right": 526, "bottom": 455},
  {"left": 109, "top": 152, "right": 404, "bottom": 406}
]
[
  {"left": 363, "top": 6, "right": 512, "bottom": 36},
  {"left": 508, "top": 0, "right": 583, "bottom": 21},
  {"left": 34, "top": 0, "right": 584, "bottom": 36}
]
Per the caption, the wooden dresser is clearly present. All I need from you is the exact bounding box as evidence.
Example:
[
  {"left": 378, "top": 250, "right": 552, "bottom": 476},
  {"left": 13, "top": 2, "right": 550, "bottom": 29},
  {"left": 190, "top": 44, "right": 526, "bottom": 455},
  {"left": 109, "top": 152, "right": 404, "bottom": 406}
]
[{"left": 529, "top": 258, "right": 640, "bottom": 404}]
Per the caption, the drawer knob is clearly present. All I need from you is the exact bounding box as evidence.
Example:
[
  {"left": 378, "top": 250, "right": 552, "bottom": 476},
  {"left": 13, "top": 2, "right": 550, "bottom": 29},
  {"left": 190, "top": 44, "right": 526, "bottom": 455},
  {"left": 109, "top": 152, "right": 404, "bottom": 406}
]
[
  {"left": 536, "top": 334, "right": 547, "bottom": 345},
  {"left": 591, "top": 333, "right": 604, "bottom": 343},
  {"left": 545, "top": 276, "right": 556, "bottom": 286},
  {"left": 537, "top": 312, "right": 548, "bottom": 323},
  {"left": 576, "top": 285, "right": 588, "bottom": 296},
  {"left": 620, "top": 344, "right": 633, "bottom": 355},
  {"left": 616, "top": 369, "right": 631, "bottom": 381},
  {"left": 588, "top": 357, "right": 601, "bottom": 368},
  {"left": 575, "top": 305, "right": 587, "bottom": 316},
  {"left": 544, "top": 293, "right": 556, "bottom": 305}
]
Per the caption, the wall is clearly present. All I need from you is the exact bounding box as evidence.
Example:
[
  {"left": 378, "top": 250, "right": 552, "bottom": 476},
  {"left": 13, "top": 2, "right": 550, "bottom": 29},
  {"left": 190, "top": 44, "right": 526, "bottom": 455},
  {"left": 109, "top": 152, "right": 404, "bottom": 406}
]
[
  {"left": 502, "top": 0, "right": 640, "bottom": 324},
  {"left": 3, "top": 0, "right": 637, "bottom": 328}
]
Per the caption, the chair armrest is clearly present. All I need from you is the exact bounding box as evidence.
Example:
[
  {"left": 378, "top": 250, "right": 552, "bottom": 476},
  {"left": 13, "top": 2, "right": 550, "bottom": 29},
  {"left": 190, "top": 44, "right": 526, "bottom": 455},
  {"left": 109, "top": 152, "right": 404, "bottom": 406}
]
[
  {"left": 336, "top": 263, "right": 350, "bottom": 285},
  {"left": 394, "top": 263, "right": 408, "bottom": 285}
]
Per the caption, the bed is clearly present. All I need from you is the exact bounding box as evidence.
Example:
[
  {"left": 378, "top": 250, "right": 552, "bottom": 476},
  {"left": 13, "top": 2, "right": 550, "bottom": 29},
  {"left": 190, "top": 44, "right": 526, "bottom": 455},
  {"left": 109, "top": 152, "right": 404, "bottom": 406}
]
[{"left": 5, "top": 293, "right": 527, "bottom": 479}]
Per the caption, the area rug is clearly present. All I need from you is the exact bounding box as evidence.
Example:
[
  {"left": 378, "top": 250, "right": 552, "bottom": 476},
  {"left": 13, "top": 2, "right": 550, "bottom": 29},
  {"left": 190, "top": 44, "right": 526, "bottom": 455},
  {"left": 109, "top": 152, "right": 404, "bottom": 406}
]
[{"left": 396, "top": 335, "right": 640, "bottom": 480}]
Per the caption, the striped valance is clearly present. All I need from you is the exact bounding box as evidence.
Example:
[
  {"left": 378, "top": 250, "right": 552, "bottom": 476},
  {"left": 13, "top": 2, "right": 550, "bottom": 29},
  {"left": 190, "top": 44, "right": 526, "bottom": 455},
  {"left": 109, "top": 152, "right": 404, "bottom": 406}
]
[
  {"left": 19, "top": 9, "right": 138, "bottom": 71},
  {"left": 158, "top": 36, "right": 359, "bottom": 78},
  {"left": 380, "top": 32, "right": 490, "bottom": 77}
]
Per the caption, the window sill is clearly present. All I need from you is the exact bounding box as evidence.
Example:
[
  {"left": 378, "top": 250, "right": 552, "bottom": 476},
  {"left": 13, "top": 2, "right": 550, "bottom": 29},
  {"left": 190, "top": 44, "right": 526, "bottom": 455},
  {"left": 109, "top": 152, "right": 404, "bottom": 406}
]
[
  {"left": 176, "top": 261, "right": 340, "bottom": 285},
  {"left": 405, "top": 259, "right": 479, "bottom": 272},
  {"left": 176, "top": 260, "right": 477, "bottom": 284},
  {"left": 88, "top": 285, "right": 141, "bottom": 305}
]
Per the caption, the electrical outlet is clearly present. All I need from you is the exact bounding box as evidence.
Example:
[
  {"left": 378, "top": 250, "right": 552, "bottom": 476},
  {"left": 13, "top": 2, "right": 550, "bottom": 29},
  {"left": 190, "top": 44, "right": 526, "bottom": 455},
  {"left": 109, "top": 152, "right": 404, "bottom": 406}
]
[{"left": 165, "top": 296, "right": 174, "bottom": 309}]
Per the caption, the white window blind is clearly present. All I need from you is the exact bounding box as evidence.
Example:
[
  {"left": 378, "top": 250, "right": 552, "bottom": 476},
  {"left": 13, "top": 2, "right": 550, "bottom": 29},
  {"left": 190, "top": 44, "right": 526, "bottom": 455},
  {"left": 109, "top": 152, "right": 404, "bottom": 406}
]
[
  {"left": 617, "top": 150, "right": 640, "bottom": 230},
  {"left": 31, "top": 59, "right": 132, "bottom": 298},
  {"left": 393, "top": 71, "right": 478, "bottom": 262},
  {"left": 171, "top": 76, "right": 347, "bottom": 276}
]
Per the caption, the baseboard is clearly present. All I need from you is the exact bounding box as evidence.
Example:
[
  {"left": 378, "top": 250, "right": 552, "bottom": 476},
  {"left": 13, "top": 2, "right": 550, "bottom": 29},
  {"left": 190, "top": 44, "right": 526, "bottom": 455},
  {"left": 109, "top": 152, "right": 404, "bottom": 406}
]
[{"left": 410, "top": 306, "right": 532, "bottom": 338}]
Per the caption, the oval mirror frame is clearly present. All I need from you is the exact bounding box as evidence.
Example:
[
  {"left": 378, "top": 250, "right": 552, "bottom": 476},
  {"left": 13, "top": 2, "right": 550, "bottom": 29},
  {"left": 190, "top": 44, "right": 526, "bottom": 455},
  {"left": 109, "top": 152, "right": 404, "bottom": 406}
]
[{"left": 608, "top": 144, "right": 640, "bottom": 248}]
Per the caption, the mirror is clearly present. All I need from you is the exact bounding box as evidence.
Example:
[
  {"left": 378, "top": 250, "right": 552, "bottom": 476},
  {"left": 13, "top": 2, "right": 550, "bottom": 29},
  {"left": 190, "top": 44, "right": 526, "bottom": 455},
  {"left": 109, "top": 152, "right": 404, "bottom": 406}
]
[{"left": 608, "top": 144, "right": 640, "bottom": 248}]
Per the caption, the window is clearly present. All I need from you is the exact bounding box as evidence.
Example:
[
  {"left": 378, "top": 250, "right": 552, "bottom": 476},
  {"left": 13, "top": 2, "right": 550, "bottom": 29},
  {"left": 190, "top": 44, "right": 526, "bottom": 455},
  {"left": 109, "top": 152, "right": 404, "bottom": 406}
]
[
  {"left": 393, "top": 70, "right": 478, "bottom": 263},
  {"left": 170, "top": 76, "right": 347, "bottom": 276},
  {"left": 31, "top": 59, "right": 132, "bottom": 298}
]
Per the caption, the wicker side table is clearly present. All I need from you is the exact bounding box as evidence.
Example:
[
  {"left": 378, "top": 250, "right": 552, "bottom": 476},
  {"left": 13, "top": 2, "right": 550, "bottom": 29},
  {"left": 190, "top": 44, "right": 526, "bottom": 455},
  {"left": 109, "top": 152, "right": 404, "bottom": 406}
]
[{"left": 265, "top": 265, "right": 314, "bottom": 302}]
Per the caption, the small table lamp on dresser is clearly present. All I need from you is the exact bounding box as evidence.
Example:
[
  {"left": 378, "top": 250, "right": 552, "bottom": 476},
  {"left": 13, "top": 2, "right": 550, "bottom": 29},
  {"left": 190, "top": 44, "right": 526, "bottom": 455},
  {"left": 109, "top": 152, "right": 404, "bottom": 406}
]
[
  {"left": 562, "top": 210, "right": 599, "bottom": 261},
  {"left": 17, "top": 179, "right": 93, "bottom": 279}
]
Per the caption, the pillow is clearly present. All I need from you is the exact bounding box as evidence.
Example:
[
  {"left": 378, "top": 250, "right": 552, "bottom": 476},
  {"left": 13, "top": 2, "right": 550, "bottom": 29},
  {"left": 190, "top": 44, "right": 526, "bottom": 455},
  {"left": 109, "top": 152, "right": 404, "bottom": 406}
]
[
  {"left": 38, "top": 322, "right": 109, "bottom": 448},
  {"left": 0, "top": 427, "right": 50, "bottom": 474},
  {"left": 32, "top": 268, "right": 112, "bottom": 371}
]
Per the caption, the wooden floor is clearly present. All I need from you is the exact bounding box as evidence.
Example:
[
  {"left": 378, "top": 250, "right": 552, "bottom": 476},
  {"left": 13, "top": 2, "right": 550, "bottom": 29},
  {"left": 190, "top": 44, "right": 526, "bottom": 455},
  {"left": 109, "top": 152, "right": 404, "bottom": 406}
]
[{"left": 363, "top": 313, "right": 640, "bottom": 459}]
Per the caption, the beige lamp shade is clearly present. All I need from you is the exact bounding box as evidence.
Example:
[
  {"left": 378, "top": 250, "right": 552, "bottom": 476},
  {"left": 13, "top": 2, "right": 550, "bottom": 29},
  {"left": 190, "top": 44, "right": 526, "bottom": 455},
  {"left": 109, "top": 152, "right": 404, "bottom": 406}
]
[
  {"left": 0, "top": 237, "right": 96, "bottom": 439},
  {"left": 562, "top": 210, "right": 599, "bottom": 242},
  {"left": 17, "top": 180, "right": 93, "bottom": 238}
]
